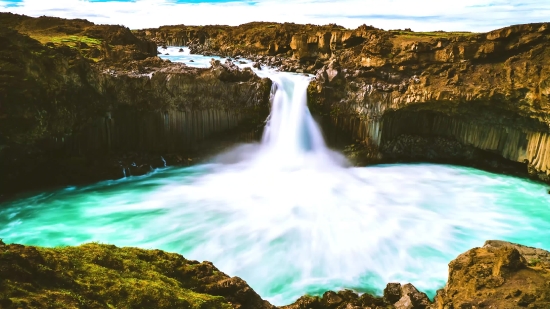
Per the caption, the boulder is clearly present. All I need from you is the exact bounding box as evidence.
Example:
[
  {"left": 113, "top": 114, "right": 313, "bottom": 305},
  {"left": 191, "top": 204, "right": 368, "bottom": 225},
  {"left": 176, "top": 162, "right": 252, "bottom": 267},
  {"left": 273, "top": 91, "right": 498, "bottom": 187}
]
[{"left": 432, "top": 241, "right": 550, "bottom": 309}]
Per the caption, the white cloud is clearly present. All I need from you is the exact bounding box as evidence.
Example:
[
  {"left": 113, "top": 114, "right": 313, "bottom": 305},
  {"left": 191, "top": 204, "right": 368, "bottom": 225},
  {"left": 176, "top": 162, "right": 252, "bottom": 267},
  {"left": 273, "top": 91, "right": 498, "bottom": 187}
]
[{"left": 1, "top": 0, "right": 549, "bottom": 32}]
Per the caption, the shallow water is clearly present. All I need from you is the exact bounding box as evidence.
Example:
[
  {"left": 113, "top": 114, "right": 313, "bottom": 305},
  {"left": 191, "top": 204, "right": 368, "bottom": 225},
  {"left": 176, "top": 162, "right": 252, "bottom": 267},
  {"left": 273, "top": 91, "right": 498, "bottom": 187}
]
[
  {"left": 2, "top": 47, "right": 549, "bottom": 306},
  {"left": 158, "top": 46, "right": 254, "bottom": 69}
]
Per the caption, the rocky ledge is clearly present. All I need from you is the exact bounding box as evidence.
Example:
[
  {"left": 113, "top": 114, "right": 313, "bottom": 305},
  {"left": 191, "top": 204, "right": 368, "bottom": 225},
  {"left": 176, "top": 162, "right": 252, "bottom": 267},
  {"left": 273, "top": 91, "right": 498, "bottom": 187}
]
[
  {"left": 0, "top": 13, "right": 271, "bottom": 200},
  {"left": 1, "top": 239, "right": 549, "bottom": 309}
]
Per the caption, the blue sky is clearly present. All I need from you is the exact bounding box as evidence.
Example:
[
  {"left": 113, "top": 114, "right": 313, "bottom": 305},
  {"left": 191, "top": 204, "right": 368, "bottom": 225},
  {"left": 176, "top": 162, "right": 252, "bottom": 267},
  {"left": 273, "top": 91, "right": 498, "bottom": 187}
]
[{"left": 1, "top": 0, "right": 549, "bottom": 31}]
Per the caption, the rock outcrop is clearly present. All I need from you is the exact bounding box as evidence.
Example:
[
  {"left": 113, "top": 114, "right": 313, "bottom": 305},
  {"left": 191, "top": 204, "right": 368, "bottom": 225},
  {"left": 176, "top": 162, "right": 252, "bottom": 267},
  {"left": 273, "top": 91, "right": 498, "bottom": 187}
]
[
  {"left": 432, "top": 240, "right": 550, "bottom": 309},
  {"left": 307, "top": 23, "right": 550, "bottom": 182},
  {"left": 0, "top": 14, "right": 271, "bottom": 198},
  {"left": 1, "top": 240, "right": 549, "bottom": 308},
  {"left": 0, "top": 240, "right": 273, "bottom": 309}
]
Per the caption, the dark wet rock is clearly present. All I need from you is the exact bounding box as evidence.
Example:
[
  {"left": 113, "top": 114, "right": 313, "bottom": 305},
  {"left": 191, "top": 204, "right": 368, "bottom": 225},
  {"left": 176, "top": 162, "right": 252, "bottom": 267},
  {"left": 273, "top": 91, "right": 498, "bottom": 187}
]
[
  {"left": 87, "top": 47, "right": 101, "bottom": 58},
  {"left": 178, "top": 48, "right": 183, "bottom": 52},
  {"left": 321, "top": 291, "right": 343, "bottom": 307},
  {"left": 128, "top": 163, "right": 151, "bottom": 176},
  {"left": 384, "top": 283, "right": 403, "bottom": 304}
]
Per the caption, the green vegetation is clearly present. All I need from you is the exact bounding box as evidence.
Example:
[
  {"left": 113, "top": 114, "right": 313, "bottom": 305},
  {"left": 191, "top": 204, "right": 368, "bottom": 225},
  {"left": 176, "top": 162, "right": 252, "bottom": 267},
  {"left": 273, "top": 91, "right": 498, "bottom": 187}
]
[
  {"left": 529, "top": 258, "right": 542, "bottom": 266},
  {"left": 54, "top": 35, "right": 101, "bottom": 46},
  {"left": 390, "top": 30, "right": 478, "bottom": 38},
  {"left": 18, "top": 32, "right": 104, "bottom": 62},
  {"left": 0, "top": 242, "right": 234, "bottom": 309}
]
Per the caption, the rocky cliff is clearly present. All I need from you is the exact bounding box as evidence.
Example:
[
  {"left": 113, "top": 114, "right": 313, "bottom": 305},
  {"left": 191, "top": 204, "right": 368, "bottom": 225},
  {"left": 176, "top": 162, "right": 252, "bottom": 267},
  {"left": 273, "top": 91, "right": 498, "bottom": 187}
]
[
  {"left": 140, "top": 22, "right": 550, "bottom": 182},
  {"left": 309, "top": 22, "right": 550, "bottom": 182},
  {"left": 0, "top": 13, "right": 271, "bottom": 199},
  {"left": 1, "top": 239, "right": 549, "bottom": 308}
]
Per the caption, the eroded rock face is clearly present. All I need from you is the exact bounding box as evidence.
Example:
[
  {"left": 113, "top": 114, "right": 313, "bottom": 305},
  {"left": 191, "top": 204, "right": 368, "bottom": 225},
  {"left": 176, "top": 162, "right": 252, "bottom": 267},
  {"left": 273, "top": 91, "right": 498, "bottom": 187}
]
[
  {"left": 431, "top": 241, "right": 550, "bottom": 309},
  {"left": 307, "top": 23, "right": 550, "bottom": 182},
  {"left": 0, "top": 14, "right": 272, "bottom": 198}
]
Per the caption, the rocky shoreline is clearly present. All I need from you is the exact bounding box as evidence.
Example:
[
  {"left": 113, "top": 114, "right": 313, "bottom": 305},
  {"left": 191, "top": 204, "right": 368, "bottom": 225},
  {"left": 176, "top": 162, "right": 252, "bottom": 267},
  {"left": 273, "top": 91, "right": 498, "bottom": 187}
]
[{"left": 1, "top": 239, "right": 549, "bottom": 308}]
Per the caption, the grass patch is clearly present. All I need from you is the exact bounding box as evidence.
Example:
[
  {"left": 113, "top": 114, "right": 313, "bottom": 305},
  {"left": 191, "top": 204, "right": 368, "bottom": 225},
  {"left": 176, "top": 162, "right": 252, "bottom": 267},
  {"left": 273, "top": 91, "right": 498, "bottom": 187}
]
[{"left": 26, "top": 33, "right": 102, "bottom": 47}]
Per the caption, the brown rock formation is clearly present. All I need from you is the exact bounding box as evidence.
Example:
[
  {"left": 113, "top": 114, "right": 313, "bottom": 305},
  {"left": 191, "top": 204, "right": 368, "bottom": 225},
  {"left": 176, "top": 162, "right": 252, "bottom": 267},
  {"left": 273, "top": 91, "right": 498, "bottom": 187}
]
[
  {"left": 139, "top": 21, "right": 550, "bottom": 182},
  {"left": 0, "top": 14, "right": 271, "bottom": 198},
  {"left": 134, "top": 22, "right": 377, "bottom": 60},
  {"left": 432, "top": 241, "right": 550, "bottom": 309},
  {"left": 308, "top": 22, "right": 550, "bottom": 181}
]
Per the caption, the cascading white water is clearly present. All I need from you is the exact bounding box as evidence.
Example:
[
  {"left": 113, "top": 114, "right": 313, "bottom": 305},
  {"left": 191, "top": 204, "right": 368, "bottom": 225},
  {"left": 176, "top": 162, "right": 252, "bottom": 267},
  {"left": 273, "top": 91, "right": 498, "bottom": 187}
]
[
  {"left": 262, "top": 74, "right": 323, "bottom": 154},
  {"left": 2, "top": 49, "right": 550, "bottom": 307},
  {"left": 250, "top": 71, "right": 347, "bottom": 170}
]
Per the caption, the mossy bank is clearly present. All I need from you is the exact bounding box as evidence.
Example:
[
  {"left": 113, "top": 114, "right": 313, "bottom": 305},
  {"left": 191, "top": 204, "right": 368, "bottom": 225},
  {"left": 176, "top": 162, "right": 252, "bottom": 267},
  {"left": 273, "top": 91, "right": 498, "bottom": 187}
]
[{"left": 1, "top": 239, "right": 550, "bottom": 308}]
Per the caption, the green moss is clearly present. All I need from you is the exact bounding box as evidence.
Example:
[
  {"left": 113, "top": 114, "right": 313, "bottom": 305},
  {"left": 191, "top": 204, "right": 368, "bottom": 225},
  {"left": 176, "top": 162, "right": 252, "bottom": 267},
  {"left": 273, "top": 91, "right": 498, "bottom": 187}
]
[
  {"left": 0, "top": 243, "right": 234, "bottom": 309},
  {"left": 29, "top": 34, "right": 102, "bottom": 47}
]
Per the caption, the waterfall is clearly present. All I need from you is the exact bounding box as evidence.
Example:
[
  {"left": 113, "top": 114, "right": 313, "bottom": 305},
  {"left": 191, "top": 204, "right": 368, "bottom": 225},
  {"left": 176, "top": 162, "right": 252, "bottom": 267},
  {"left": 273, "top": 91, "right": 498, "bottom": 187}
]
[{"left": 253, "top": 71, "right": 347, "bottom": 169}]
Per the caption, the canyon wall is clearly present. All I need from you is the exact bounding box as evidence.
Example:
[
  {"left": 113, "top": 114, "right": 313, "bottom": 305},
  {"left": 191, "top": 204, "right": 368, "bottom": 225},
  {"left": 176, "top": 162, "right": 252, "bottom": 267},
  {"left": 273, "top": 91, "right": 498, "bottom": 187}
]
[
  {"left": 307, "top": 22, "right": 550, "bottom": 180},
  {"left": 47, "top": 66, "right": 270, "bottom": 155},
  {"left": 0, "top": 14, "right": 271, "bottom": 197},
  {"left": 140, "top": 21, "right": 550, "bottom": 181}
]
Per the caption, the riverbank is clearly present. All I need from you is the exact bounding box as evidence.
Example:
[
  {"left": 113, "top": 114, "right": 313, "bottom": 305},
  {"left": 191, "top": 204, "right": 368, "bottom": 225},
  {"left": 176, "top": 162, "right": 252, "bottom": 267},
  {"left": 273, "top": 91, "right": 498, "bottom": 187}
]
[{"left": 1, "top": 239, "right": 549, "bottom": 309}]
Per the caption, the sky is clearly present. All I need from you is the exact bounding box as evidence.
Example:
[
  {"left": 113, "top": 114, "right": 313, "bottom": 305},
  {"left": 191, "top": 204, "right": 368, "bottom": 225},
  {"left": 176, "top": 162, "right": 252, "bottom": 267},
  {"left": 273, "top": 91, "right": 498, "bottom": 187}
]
[{"left": 0, "top": 0, "right": 549, "bottom": 32}]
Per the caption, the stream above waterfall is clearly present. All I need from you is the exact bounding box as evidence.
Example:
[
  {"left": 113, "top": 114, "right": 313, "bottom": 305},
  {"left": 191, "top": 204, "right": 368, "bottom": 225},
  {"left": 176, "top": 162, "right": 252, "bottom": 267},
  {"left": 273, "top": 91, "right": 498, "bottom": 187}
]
[{"left": 1, "top": 47, "right": 550, "bottom": 306}]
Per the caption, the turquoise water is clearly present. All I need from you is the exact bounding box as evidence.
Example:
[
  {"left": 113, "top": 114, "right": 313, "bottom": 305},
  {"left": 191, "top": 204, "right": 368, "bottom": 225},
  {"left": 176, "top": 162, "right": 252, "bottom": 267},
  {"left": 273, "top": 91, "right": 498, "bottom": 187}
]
[{"left": 1, "top": 160, "right": 550, "bottom": 305}]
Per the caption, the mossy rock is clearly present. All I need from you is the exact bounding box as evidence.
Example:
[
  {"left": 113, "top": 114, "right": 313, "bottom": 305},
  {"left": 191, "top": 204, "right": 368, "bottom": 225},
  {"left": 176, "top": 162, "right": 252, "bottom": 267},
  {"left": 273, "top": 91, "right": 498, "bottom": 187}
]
[{"left": 0, "top": 242, "right": 237, "bottom": 309}]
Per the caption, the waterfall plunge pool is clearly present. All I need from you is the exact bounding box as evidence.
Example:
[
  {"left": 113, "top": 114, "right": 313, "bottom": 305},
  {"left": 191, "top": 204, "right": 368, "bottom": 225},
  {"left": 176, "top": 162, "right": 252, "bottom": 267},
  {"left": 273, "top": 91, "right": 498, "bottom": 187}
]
[{"left": 2, "top": 162, "right": 550, "bottom": 305}]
